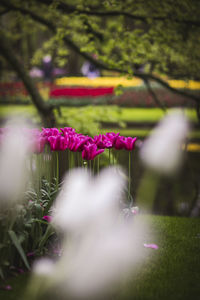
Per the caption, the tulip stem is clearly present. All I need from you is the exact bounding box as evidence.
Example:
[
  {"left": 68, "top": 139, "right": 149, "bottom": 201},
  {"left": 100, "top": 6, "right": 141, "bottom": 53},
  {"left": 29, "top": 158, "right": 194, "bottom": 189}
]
[
  {"left": 69, "top": 150, "right": 71, "bottom": 169},
  {"left": 128, "top": 151, "right": 131, "bottom": 197},
  {"left": 93, "top": 157, "right": 96, "bottom": 174},
  {"left": 81, "top": 156, "right": 83, "bottom": 167},
  {"left": 89, "top": 160, "right": 92, "bottom": 170},
  {"left": 56, "top": 151, "right": 59, "bottom": 190},
  {"left": 77, "top": 152, "right": 80, "bottom": 167},
  {"left": 97, "top": 156, "right": 99, "bottom": 174},
  {"left": 112, "top": 149, "right": 115, "bottom": 165}
]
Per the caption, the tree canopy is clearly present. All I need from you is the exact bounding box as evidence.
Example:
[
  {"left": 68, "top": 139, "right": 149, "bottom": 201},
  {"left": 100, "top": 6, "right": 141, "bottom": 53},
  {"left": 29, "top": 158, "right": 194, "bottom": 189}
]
[{"left": 1, "top": 0, "right": 200, "bottom": 124}]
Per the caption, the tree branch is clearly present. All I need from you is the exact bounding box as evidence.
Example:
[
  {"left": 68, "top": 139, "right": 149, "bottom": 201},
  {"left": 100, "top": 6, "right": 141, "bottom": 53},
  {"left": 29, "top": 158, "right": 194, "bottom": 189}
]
[
  {"left": 1, "top": 0, "right": 200, "bottom": 113},
  {"left": 0, "top": 0, "right": 54, "bottom": 30},
  {"left": 34, "top": 0, "right": 200, "bottom": 27},
  {"left": 143, "top": 79, "right": 166, "bottom": 112},
  {"left": 0, "top": 8, "right": 10, "bottom": 16},
  {"left": 0, "top": 31, "right": 55, "bottom": 126}
]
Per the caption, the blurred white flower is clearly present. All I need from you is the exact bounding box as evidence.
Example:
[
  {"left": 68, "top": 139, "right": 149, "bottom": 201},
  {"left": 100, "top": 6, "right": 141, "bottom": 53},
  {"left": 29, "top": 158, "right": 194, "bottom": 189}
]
[
  {"left": 55, "top": 216, "right": 147, "bottom": 298},
  {"left": 52, "top": 167, "right": 125, "bottom": 233},
  {"left": 33, "top": 258, "right": 54, "bottom": 276},
  {"left": 0, "top": 118, "right": 31, "bottom": 207},
  {"left": 33, "top": 167, "right": 153, "bottom": 299},
  {"left": 140, "top": 110, "right": 189, "bottom": 175}
]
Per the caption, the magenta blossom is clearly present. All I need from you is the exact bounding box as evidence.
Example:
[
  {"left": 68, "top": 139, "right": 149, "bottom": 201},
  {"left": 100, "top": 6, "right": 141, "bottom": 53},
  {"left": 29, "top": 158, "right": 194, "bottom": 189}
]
[
  {"left": 82, "top": 143, "right": 104, "bottom": 160},
  {"left": 60, "top": 127, "right": 76, "bottom": 135},
  {"left": 68, "top": 134, "right": 91, "bottom": 152},
  {"left": 114, "top": 135, "right": 126, "bottom": 150},
  {"left": 105, "top": 132, "right": 120, "bottom": 146},
  {"left": 35, "top": 136, "right": 48, "bottom": 153},
  {"left": 48, "top": 135, "right": 68, "bottom": 151},
  {"left": 41, "top": 127, "right": 61, "bottom": 137},
  {"left": 124, "top": 137, "right": 137, "bottom": 151},
  {"left": 93, "top": 134, "right": 113, "bottom": 149},
  {"left": 42, "top": 215, "right": 52, "bottom": 222}
]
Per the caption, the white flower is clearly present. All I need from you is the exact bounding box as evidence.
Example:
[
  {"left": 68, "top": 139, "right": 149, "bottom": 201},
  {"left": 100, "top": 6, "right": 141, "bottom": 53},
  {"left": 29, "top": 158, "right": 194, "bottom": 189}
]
[
  {"left": 46, "top": 167, "right": 153, "bottom": 298},
  {"left": 0, "top": 118, "right": 32, "bottom": 207},
  {"left": 140, "top": 110, "right": 189, "bottom": 175},
  {"left": 33, "top": 258, "right": 54, "bottom": 276},
  {"left": 52, "top": 167, "right": 125, "bottom": 233}
]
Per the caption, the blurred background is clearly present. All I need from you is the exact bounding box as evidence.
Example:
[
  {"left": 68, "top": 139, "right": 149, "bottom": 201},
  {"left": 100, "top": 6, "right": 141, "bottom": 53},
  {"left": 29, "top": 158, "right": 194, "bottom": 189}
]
[{"left": 0, "top": 0, "right": 200, "bottom": 216}]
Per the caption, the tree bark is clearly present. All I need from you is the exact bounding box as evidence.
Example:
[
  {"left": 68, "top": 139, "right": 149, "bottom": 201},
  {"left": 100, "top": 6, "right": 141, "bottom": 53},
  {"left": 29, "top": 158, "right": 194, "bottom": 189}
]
[{"left": 0, "top": 32, "right": 56, "bottom": 127}]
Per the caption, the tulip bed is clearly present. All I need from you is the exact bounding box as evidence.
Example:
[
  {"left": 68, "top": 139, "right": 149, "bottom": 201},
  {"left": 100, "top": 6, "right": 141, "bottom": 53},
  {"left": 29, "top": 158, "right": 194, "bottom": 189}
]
[
  {"left": 32, "top": 127, "right": 137, "bottom": 155},
  {"left": 1, "top": 215, "right": 200, "bottom": 300},
  {"left": 0, "top": 125, "right": 138, "bottom": 283}
]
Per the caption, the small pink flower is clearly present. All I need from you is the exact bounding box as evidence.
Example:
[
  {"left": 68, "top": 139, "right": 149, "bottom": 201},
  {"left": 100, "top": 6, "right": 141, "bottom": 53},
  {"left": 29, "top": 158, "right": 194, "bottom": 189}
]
[
  {"left": 4, "top": 285, "right": 12, "bottom": 290},
  {"left": 43, "top": 215, "right": 52, "bottom": 223},
  {"left": 17, "top": 268, "right": 24, "bottom": 274},
  {"left": 144, "top": 243, "right": 159, "bottom": 250},
  {"left": 131, "top": 206, "right": 139, "bottom": 215},
  {"left": 27, "top": 251, "right": 35, "bottom": 257}
]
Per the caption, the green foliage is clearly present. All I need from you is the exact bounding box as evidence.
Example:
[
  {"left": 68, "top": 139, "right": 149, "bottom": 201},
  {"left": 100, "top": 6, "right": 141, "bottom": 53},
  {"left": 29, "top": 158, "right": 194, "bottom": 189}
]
[
  {"left": 55, "top": 105, "right": 126, "bottom": 136},
  {"left": 0, "top": 177, "right": 60, "bottom": 279},
  {"left": 1, "top": 0, "right": 200, "bottom": 79}
]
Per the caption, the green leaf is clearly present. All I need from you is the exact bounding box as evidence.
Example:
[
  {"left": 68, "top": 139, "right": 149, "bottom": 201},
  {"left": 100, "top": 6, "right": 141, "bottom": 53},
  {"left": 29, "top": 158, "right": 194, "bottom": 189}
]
[
  {"left": 8, "top": 230, "right": 30, "bottom": 270},
  {"left": 0, "top": 267, "right": 4, "bottom": 279}
]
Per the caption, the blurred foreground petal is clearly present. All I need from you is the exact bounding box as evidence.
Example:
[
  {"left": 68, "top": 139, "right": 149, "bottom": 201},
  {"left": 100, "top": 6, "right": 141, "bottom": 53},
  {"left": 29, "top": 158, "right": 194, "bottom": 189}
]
[
  {"left": 140, "top": 110, "right": 189, "bottom": 175},
  {"left": 0, "top": 118, "right": 32, "bottom": 207},
  {"left": 144, "top": 243, "right": 159, "bottom": 250},
  {"left": 33, "top": 167, "right": 156, "bottom": 299}
]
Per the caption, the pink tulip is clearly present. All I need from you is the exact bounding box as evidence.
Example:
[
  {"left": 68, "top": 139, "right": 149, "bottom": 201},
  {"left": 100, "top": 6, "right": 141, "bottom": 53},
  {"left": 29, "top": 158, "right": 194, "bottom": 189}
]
[
  {"left": 124, "top": 137, "right": 137, "bottom": 151},
  {"left": 60, "top": 127, "right": 76, "bottom": 134},
  {"left": 82, "top": 143, "right": 104, "bottom": 160},
  {"left": 93, "top": 134, "right": 112, "bottom": 149},
  {"left": 48, "top": 135, "right": 67, "bottom": 151},
  {"left": 105, "top": 132, "right": 120, "bottom": 146},
  {"left": 114, "top": 135, "right": 126, "bottom": 150}
]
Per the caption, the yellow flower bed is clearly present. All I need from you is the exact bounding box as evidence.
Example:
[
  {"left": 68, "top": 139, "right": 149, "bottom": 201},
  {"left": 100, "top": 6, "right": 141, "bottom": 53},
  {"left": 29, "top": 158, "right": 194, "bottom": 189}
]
[
  {"left": 55, "top": 77, "right": 200, "bottom": 90},
  {"left": 55, "top": 77, "right": 142, "bottom": 87},
  {"left": 186, "top": 143, "right": 200, "bottom": 152},
  {"left": 168, "top": 80, "right": 200, "bottom": 90}
]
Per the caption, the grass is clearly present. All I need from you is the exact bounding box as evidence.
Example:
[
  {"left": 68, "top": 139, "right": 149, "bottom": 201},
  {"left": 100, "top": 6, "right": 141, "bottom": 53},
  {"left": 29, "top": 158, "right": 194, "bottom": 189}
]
[
  {"left": 118, "top": 215, "right": 200, "bottom": 300},
  {"left": 0, "top": 104, "right": 198, "bottom": 124},
  {"left": 1, "top": 105, "right": 199, "bottom": 140},
  {"left": 1, "top": 215, "right": 200, "bottom": 300},
  {"left": 102, "top": 128, "right": 200, "bottom": 139}
]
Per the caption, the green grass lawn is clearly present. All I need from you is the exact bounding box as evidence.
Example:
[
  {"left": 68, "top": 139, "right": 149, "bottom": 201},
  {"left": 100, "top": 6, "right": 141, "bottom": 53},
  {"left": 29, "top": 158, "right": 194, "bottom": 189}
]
[
  {"left": 102, "top": 128, "right": 200, "bottom": 139},
  {"left": 0, "top": 105, "right": 198, "bottom": 123},
  {"left": 1, "top": 215, "right": 200, "bottom": 300},
  {"left": 1, "top": 105, "right": 199, "bottom": 139}
]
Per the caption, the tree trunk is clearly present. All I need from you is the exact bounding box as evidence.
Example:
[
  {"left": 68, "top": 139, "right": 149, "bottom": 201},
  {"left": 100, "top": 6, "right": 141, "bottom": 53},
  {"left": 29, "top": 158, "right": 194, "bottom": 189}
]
[{"left": 0, "top": 31, "right": 56, "bottom": 127}]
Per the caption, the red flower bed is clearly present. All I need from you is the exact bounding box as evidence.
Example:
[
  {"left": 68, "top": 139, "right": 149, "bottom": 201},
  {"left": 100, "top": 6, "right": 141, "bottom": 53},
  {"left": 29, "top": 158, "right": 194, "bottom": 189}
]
[{"left": 49, "top": 86, "right": 114, "bottom": 97}]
